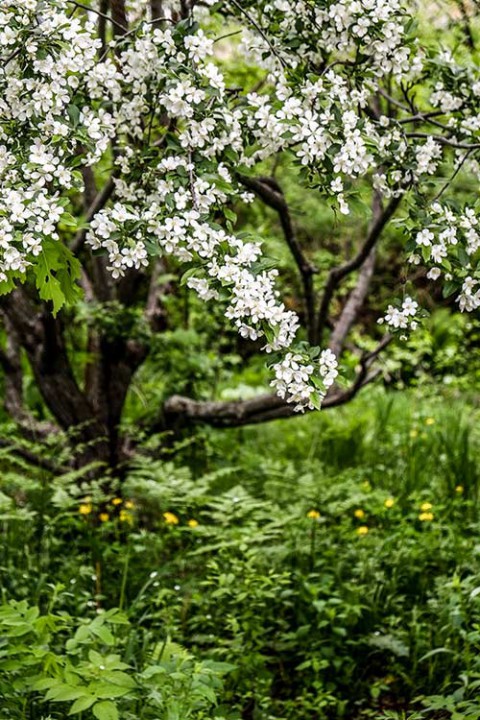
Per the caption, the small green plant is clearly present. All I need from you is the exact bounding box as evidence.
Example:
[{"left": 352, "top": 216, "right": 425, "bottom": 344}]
[{"left": 0, "top": 598, "right": 229, "bottom": 720}]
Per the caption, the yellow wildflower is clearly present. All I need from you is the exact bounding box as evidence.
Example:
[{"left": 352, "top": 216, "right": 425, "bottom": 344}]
[
  {"left": 384, "top": 498, "right": 395, "bottom": 509},
  {"left": 111, "top": 497, "right": 123, "bottom": 506},
  {"left": 124, "top": 500, "right": 135, "bottom": 509},
  {"left": 357, "top": 526, "right": 369, "bottom": 536},
  {"left": 419, "top": 512, "right": 434, "bottom": 521},
  {"left": 119, "top": 510, "right": 133, "bottom": 524},
  {"left": 455, "top": 485, "right": 464, "bottom": 494},
  {"left": 410, "top": 429, "right": 418, "bottom": 438},
  {"left": 307, "top": 509, "right": 320, "bottom": 519},
  {"left": 79, "top": 503, "right": 93, "bottom": 515},
  {"left": 420, "top": 502, "right": 433, "bottom": 511},
  {"left": 354, "top": 509, "right": 365, "bottom": 520},
  {"left": 425, "top": 417, "right": 435, "bottom": 426},
  {"left": 99, "top": 512, "right": 109, "bottom": 523},
  {"left": 188, "top": 519, "right": 199, "bottom": 528},
  {"left": 163, "top": 511, "right": 179, "bottom": 525}
]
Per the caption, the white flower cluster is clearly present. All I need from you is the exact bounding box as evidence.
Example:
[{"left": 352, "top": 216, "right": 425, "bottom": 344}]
[
  {"left": 249, "top": 0, "right": 420, "bottom": 78},
  {"left": 424, "top": 51, "right": 480, "bottom": 153},
  {"left": 459, "top": 277, "right": 480, "bottom": 313},
  {"left": 1, "top": 2, "right": 335, "bottom": 409},
  {"left": 0, "top": 1, "right": 114, "bottom": 280},
  {"left": 409, "top": 203, "right": 480, "bottom": 313},
  {"left": 271, "top": 350, "right": 338, "bottom": 411},
  {"left": 378, "top": 296, "right": 419, "bottom": 333},
  {"left": 6, "top": 0, "right": 477, "bottom": 409}
]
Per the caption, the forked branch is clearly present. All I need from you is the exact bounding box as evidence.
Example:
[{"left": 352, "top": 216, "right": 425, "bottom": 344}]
[
  {"left": 316, "top": 194, "right": 401, "bottom": 345},
  {"left": 238, "top": 174, "right": 317, "bottom": 342}
]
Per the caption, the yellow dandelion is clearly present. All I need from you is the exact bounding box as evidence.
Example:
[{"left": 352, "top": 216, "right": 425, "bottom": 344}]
[
  {"left": 124, "top": 500, "right": 135, "bottom": 509},
  {"left": 163, "top": 511, "right": 179, "bottom": 525},
  {"left": 119, "top": 509, "right": 133, "bottom": 524},
  {"left": 357, "top": 525, "right": 369, "bottom": 536},
  {"left": 307, "top": 509, "right": 320, "bottom": 519},
  {"left": 384, "top": 498, "right": 395, "bottom": 509},
  {"left": 99, "top": 512, "right": 109, "bottom": 523},
  {"left": 410, "top": 429, "right": 418, "bottom": 438},
  {"left": 419, "top": 512, "right": 434, "bottom": 522},
  {"left": 455, "top": 485, "right": 464, "bottom": 494},
  {"left": 420, "top": 502, "right": 433, "bottom": 512},
  {"left": 111, "top": 497, "right": 123, "bottom": 506},
  {"left": 188, "top": 519, "right": 199, "bottom": 528},
  {"left": 79, "top": 503, "right": 93, "bottom": 515},
  {"left": 354, "top": 509, "right": 365, "bottom": 520},
  {"left": 425, "top": 417, "right": 435, "bottom": 426}
]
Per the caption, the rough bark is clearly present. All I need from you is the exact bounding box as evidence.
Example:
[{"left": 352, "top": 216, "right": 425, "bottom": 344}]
[{"left": 0, "top": 290, "right": 111, "bottom": 468}]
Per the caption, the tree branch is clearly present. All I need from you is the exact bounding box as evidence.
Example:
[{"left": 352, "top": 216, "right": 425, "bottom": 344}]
[
  {"left": 109, "top": 0, "right": 129, "bottom": 36},
  {"left": 71, "top": 175, "right": 116, "bottom": 254},
  {"left": 151, "top": 0, "right": 165, "bottom": 24},
  {"left": 161, "top": 336, "right": 391, "bottom": 429},
  {"left": 316, "top": 194, "right": 401, "bottom": 345},
  {"left": 328, "top": 246, "right": 377, "bottom": 358},
  {"left": 0, "top": 315, "right": 58, "bottom": 441},
  {"left": 238, "top": 174, "right": 317, "bottom": 342},
  {"left": 328, "top": 191, "right": 384, "bottom": 358},
  {"left": 66, "top": 0, "right": 128, "bottom": 34}
]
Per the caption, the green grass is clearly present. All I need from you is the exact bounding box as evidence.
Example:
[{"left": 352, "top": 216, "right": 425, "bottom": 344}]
[{"left": 2, "top": 387, "right": 480, "bottom": 719}]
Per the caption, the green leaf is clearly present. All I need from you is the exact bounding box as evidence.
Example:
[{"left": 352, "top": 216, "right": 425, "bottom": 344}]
[
  {"left": 69, "top": 695, "right": 97, "bottom": 714},
  {"left": 90, "top": 624, "right": 115, "bottom": 646},
  {"left": 224, "top": 208, "right": 237, "bottom": 224},
  {"left": 45, "top": 684, "right": 86, "bottom": 702},
  {"left": 93, "top": 700, "right": 119, "bottom": 720},
  {"left": 32, "top": 240, "right": 82, "bottom": 315}
]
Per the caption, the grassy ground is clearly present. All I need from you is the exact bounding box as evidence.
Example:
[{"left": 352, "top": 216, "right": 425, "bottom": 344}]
[{"left": 2, "top": 386, "right": 480, "bottom": 719}]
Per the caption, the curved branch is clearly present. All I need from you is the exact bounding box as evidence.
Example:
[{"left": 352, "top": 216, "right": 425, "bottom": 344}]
[
  {"left": 238, "top": 174, "right": 317, "bottom": 342},
  {"left": 316, "top": 194, "right": 401, "bottom": 345},
  {"left": 162, "top": 337, "right": 391, "bottom": 428}
]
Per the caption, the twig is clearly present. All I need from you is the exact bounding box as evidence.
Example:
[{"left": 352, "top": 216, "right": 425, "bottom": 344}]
[
  {"left": 433, "top": 147, "right": 473, "bottom": 201},
  {"left": 406, "top": 132, "right": 480, "bottom": 150},
  {"left": 66, "top": 0, "right": 129, "bottom": 34},
  {"left": 228, "top": 0, "right": 288, "bottom": 69},
  {"left": 71, "top": 175, "right": 116, "bottom": 253}
]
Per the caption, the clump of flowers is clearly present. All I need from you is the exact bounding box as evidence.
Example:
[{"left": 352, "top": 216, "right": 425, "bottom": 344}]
[
  {"left": 163, "top": 512, "right": 179, "bottom": 525},
  {"left": 378, "top": 296, "right": 419, "bottom": 334},
  {"left": 419, "top": 502, "right": 434, "bottom": 521}
]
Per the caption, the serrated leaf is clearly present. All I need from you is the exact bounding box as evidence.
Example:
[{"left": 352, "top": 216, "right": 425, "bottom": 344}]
[{"left": 32, "top": 241, "right": 82, "bottom": 314}]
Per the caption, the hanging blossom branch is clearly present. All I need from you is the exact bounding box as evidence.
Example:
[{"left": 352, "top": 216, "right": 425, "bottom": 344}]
[{"left": 3, "top": 0, "right": 480, "bottom": 416}]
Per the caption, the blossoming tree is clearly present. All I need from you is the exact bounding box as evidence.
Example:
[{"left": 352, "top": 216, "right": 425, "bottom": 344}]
[{"left": 0, "top": 0, "right": 479, "bottom": 470}]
